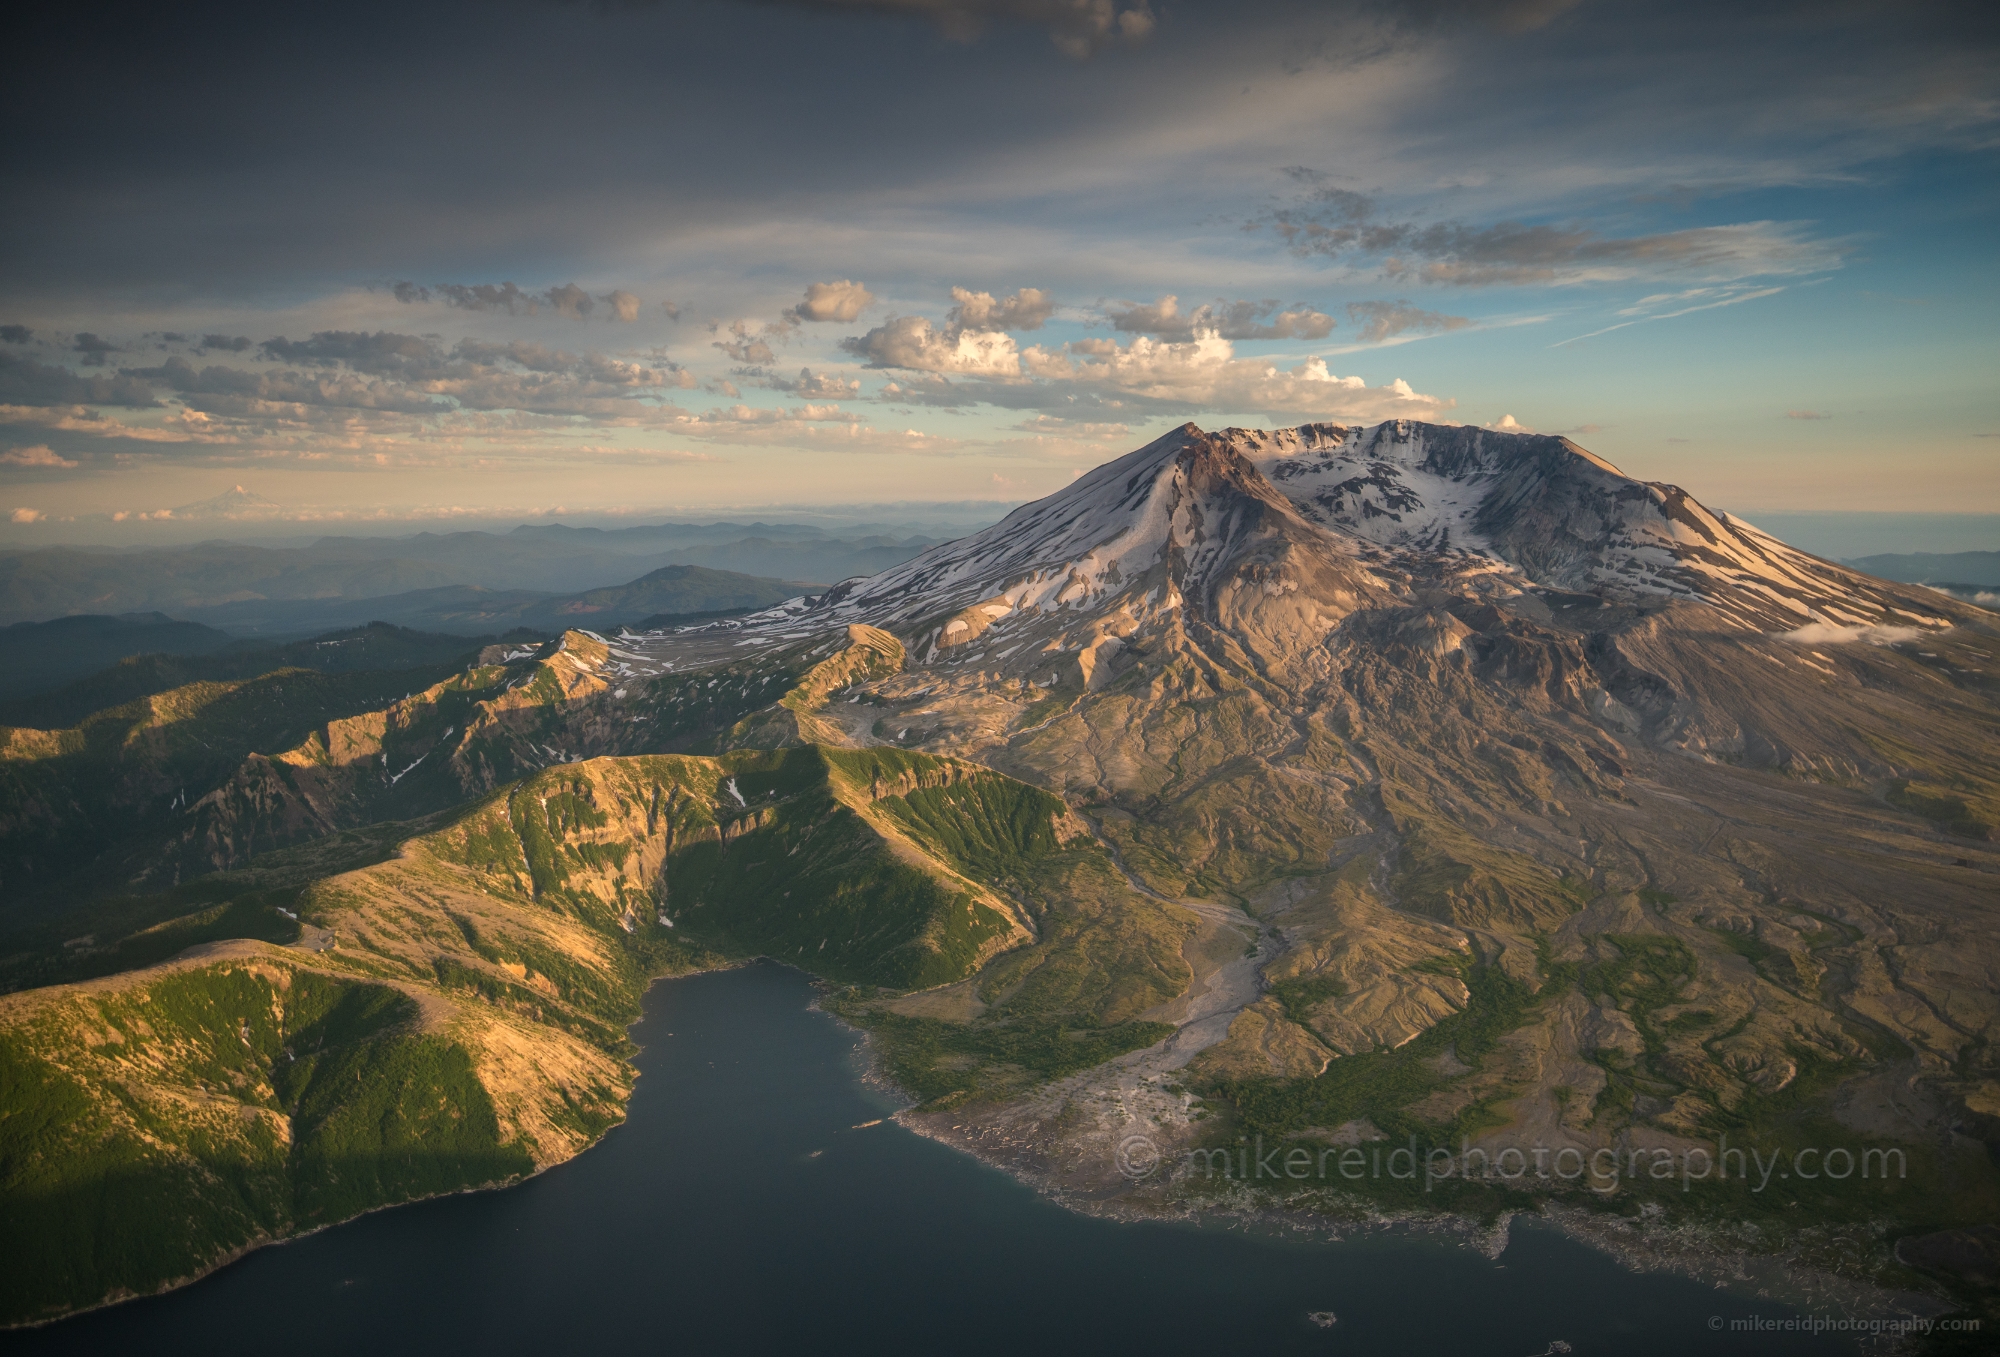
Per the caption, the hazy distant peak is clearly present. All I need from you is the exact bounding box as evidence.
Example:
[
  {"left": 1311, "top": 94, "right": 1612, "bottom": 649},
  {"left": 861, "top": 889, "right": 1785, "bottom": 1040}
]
[{"left": 168, "top": 485, "right": 285, "bottom": 519}]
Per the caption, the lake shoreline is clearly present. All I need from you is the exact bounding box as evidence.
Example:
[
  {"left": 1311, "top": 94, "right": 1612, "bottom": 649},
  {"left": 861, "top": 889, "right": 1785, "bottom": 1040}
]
[
  {"left": 10, "top": 955, "right": 1948, "bottom": 1350},
  {"left": 9, "top": 959, "right": 1890, "bottom": 1356},
  {"left": 868, "top": 996, "right": 1953, "bottom": 1351}
]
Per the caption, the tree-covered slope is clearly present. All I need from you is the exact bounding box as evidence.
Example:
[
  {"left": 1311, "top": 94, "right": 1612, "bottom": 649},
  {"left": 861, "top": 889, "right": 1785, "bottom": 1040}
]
[
  {"left": 0, "top": 628, "right": 844, "bottom": 914},
  {"left": 0, "top": 742, "right": 1187, "bottom": 1326}
]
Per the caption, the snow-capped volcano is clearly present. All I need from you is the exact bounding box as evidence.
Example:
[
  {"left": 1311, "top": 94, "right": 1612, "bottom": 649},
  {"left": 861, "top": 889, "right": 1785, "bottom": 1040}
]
[
  {"left": 168, "top": 484, "right": 285, "bottom": 520},
  {"left": 806, "top": 420, "right": 1947, "bottom": 642},
  {"left": 610, "top": 418, "right": 1972, "bottom": 720}
]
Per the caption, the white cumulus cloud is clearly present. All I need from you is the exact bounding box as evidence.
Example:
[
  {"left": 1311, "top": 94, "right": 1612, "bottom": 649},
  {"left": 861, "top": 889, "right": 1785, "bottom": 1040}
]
[
  {"left": 947, "top": 286, "right": 1054, "bottom": 332},
  {"left": 842, "top": 315, "right": 1027, "bottom": 377},
  {"left": 1023, "top": 331, "right": 1452, "bottom": 420},
  {"left": 794, "top": 279, "right": 876, "bottom": 323},
  {"left": 849, "top": 290, "right": 1452, "bottom": 421}
]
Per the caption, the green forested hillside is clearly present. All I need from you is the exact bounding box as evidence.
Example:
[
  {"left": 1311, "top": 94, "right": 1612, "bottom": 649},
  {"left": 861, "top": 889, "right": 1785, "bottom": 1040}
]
[{"left": 0, "top": 732, "right": 1186, "bottom": 1325}]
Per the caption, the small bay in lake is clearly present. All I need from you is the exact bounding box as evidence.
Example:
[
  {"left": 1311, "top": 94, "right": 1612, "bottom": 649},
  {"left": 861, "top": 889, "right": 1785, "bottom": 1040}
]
[{"left": 13, "top": 962, "right": 1850, "bottom": 1355}]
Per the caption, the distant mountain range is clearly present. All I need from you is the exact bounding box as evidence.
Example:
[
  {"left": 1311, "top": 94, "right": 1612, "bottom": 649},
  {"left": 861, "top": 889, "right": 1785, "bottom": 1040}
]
[
  {"left": 167, "top": 562, "right": 800, "bottom": 637},
  {"left": 0, "top": 563, "right": 802, "bottom": 707},
  {"left": 0, "top": 520, "right": 959, "bottom": 628}
]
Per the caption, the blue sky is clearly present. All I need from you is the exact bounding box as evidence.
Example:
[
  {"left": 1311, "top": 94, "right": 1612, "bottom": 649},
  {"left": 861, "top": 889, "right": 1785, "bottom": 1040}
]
[{"left": 0, "top": 0, "right": 1994, "bottom": 537}]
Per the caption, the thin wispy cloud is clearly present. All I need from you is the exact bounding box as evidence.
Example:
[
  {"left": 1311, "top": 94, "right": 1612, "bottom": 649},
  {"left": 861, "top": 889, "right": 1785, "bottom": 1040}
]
[
  {"left": 1252, "top": 176, "right": 1849, "bottom": 288},
  {"left": 392, "top": 281, "right": 646, "bottom": 320},
  {"left": 1311, "top": 309, "right": 1551, "bottom": 357},
  {"left": 1551, "top": 284, "right": 1787, "bottom": 347},
  {"left": 1344, "top": 300, "right": 1469, "bottom": 344}
]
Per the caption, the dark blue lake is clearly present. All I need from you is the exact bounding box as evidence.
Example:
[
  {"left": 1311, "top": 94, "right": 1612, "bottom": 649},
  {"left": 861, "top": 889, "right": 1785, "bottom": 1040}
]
[{"left": 14, "top": 962, "right": 1849, "bottom": 1355}]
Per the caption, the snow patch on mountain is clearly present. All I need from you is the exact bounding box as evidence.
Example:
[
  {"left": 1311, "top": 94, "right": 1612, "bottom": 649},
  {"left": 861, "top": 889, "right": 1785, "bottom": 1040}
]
[
  {"left": 829, "top": 425, "right": 1203, "bottom": 625},
  {"left": 1230, "top": 420, "right": 1948, "bottom": 632}
]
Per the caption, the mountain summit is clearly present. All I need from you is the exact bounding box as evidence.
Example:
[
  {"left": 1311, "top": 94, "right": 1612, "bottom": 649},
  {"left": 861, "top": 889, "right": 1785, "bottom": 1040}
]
[
  {"left": 823, "top": 421, "right": 1939, "bottom": 643},
  {"left": 773, "top": 421, "right": 1957, "bottom": 726}
]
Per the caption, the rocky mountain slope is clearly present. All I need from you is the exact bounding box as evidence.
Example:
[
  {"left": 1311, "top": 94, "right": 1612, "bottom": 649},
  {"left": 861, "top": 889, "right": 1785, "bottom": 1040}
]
[
  {"left": 3, "top": 420, "right": 1996, "bottom": 1329},
  {"left": 0, "top": 625, "right": 829, "bottom": 918}
]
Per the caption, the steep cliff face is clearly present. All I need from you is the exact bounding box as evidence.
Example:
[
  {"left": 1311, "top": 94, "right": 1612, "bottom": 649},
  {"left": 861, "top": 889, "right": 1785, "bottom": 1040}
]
[
  {"left": 394, "top": 745, "right": 1040, "bottom": 988},
  {"left": 725, "top": 623, "right": 904, "bottom": 748}
]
